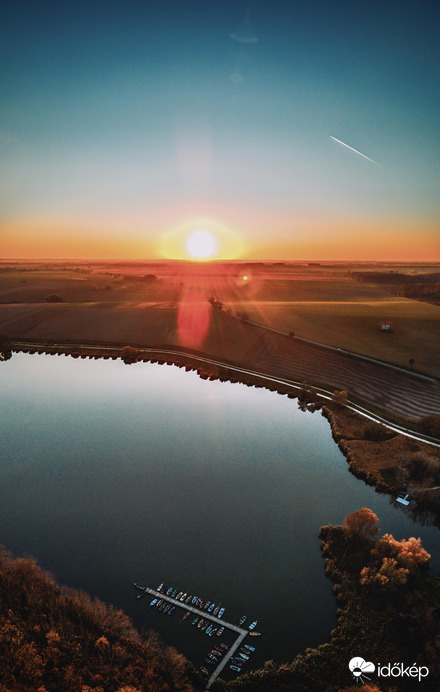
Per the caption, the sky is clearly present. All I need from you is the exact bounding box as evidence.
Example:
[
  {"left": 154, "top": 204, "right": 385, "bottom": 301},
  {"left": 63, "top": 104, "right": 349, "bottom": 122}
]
[{"left": 1, "top": 0, "right": 439, "bottom": 261}]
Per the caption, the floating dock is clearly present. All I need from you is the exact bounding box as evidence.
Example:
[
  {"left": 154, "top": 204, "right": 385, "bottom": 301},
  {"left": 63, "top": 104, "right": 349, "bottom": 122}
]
[{"left": 135, "top": 584, "right": 250, "bottom": 689}]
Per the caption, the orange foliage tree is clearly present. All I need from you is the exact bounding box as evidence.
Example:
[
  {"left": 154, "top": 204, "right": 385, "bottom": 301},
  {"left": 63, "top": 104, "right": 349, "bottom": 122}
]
[
  {"left": 343, "top": 508, "right": 379, "bottom": 541},
  {"left": 359, "top": 531, "right": 430, "bottom": 588}
]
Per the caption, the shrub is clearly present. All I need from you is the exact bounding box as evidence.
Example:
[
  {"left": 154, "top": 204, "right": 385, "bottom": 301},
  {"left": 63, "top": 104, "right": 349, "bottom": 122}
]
[
  {"left": 121, "top": 346, "right": 139, "bottom": 364},
  {"left": 332, "top": 390, "right": 348, "bottom": 406},
  {"left": 419, "top": 414, "right": 440, "bottom": 438},
  {"left": 363, "top": 422, "right": 393, "bottom": 442}
]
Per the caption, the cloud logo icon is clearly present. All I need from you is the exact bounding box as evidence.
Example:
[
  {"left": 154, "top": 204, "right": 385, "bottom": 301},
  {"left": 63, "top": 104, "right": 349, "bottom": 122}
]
[{"left": 349, "top": 657, "right": 375, "bottom": 681}]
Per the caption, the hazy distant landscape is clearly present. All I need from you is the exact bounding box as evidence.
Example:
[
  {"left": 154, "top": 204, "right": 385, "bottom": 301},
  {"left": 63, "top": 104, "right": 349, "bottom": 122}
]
[{"left": 2, "top": 260, "right": 440, "bottom": 377}]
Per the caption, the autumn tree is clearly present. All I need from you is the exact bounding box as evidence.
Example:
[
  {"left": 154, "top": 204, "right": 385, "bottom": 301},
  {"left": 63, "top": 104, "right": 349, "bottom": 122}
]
[
  {"left": 359, "top": 530, "right": 430, "bottom": 589},
  {"left": 0, "top": 332, "right": 12, "bottom": 361},
  {"left": 399, "top": 451, "right": 440, "bottom": 485},
  {"left": 419, "top": 414, "right": 440, "bottom": 438},
  {"left": 371, "top": 534, "right": 430, "bottom": 572},
  {"left": 343, "top": 508, "right": 379, "bottom": 541},
  {"left": 0, "top": 333, "right": 11, "bottom": 349},
  {"left": 360, "top": 557, "right": 409, "bottom": 587},
  {"left": 121, "top": 346, "right": 139, "bottom": 364},
  {"left": 332, "top": 389, "right": 348, "bottom": 406},
  {"left": 363, "top": 421, "right": 393, "bottom": 442}
]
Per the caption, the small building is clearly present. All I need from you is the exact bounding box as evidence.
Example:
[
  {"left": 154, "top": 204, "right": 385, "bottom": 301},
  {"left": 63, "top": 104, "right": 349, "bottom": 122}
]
[{"left": 378, "top": 321, "right": 393, "bottom": 333}]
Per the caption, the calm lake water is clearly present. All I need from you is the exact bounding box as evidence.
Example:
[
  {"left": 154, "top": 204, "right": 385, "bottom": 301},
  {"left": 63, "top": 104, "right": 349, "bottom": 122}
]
[{"left": 1, "top": 353, "right": 439, "bottom": 674}]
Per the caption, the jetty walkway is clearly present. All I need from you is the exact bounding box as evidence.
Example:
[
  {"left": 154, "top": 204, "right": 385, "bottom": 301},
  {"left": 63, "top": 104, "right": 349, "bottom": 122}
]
[{"left": 135, "top": 585, "right": 249, "bottom": 689}]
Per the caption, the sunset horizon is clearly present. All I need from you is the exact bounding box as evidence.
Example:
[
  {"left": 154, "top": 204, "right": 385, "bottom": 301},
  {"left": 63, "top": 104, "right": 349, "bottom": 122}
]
[
  {"left": 1, "top": 3, "right": 440, "bottom": 689},
  {"left": 2, "top": 1, "right": 439, "bottom": 263}
]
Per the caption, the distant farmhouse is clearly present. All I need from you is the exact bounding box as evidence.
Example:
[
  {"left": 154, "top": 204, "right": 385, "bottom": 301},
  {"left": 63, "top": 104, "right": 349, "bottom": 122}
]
[{"left": 378, "top": 321, "right": 393, "bottom": 333}]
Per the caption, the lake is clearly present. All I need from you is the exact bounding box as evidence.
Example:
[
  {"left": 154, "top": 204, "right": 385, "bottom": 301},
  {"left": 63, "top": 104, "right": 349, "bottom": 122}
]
[{"left": 1, "top": 352, "right": 439, "bottom": 675}]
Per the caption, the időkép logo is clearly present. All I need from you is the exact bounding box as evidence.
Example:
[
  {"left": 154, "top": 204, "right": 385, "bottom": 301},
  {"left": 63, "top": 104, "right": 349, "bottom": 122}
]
[{"left": 349, "top": 656, "right": 429, "bottom": 684}]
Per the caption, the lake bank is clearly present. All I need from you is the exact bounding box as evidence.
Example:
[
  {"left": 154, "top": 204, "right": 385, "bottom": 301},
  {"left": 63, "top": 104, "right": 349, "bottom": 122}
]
[{"left": 10, "top": 339, "right": 440, "bottom": 521}]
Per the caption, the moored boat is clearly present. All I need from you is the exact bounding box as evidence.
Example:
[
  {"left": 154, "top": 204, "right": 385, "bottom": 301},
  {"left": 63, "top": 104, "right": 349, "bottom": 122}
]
[
  {"left": 218, "top": 607, "right": 225, "bottom": 618},
  {"left": 216, "top": 626, "right": 224, "bottom": 636},
  {"left": 150, "top": 598, "right": 157, "bottom": 607},
  {"left": 239, "top": 615, "right": 246, "bottom": 625},
  {"left": 157, "top": 583, "right": 163, "bottom": 592},
  {"left": 249, "top": 631, "right": 261, "bottom": 637},
  {"left": 249, "top": 620, "right": 257, "bottom": 630}
]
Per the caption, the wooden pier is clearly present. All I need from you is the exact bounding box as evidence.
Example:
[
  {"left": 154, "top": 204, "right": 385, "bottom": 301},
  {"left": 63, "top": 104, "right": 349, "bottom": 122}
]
[{"left": 135, "top": 584, "right": 250, "bottom": 689}]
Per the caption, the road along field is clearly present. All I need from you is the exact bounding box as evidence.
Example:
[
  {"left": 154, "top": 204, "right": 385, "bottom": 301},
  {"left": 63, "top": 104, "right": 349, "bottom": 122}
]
[
  {"left": 1, "top": 261, "right": 439, "bottom": 420},
  {"left": 212, "top": 277, "right": 440, "bottom": 378}
]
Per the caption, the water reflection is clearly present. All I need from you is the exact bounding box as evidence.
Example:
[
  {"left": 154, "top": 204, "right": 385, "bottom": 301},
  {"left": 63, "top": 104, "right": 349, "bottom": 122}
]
[{"left": 0, "top": 353, "right": 439, "bottom": 669}]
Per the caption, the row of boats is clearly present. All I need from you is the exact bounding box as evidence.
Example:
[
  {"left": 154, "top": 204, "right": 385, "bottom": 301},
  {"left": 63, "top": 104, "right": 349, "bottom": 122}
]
[
  {"left": 190, "top": 614, "right": 225, "bottom": 637},
  {"left": 200, "top": 643, "right": 255, "bottom": 677},
  {"left": 143, "top": 595, "right": 227, "bottom": 636},
  {"left": 155, "top": 583, "right": 226, "bottom": 618},
  {"left": 134, "top": 582, "right": 261, "bottom": 636},
  {"left": 229, "top": 644, "right": 256, "bottom": 673}
]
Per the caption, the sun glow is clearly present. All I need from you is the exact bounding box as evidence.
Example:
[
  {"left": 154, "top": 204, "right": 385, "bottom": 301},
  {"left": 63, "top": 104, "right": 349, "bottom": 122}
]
[
  {"left": 159, "top": 218, "right": 245, "bottom": 260},
  {"left": 186, "top": 230, "right": 217, "bottom": 260}
]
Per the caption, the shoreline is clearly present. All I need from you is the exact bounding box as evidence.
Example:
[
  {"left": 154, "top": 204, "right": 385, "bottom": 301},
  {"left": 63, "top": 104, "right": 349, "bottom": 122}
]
[{"left": 9, "top": 340, "right": 440, "bottom": 519}]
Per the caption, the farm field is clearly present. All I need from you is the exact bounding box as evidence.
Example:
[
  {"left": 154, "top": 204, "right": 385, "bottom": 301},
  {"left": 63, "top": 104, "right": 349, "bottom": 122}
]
[
  {"left": 228, "top": 298, "right": 440, "bottom": 377},
  {"left": 1, "top": 260, "right": 439, "bottom": 377}
]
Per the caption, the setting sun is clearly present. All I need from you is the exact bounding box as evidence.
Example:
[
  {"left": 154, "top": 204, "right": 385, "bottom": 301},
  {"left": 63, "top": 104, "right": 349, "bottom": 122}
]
[{"left": 185, "top": 230, "right": 217, "bottom": 260}]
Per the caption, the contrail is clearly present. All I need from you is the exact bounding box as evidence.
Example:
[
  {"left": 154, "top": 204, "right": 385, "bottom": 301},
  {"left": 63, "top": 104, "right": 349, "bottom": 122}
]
[{"left": 330, "top": 136, "right": 382, "bottom": 167}]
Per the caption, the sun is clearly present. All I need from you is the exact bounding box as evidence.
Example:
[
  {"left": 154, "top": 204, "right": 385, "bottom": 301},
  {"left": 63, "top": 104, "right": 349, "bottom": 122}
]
[{"left": 185, "top": 230, "right": 217, "bottom": 260}]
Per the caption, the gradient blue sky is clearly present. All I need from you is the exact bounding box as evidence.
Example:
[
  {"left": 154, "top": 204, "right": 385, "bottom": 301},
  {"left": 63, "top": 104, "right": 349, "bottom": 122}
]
[{"left": 1, "top": 0, "right": 439, "bottom": 259}]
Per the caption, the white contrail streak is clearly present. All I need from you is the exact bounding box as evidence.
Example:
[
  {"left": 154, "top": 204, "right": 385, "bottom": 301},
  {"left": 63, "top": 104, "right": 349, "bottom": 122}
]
[{"left": 330, "top": 136, "right": 382, "bottom": 167}]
